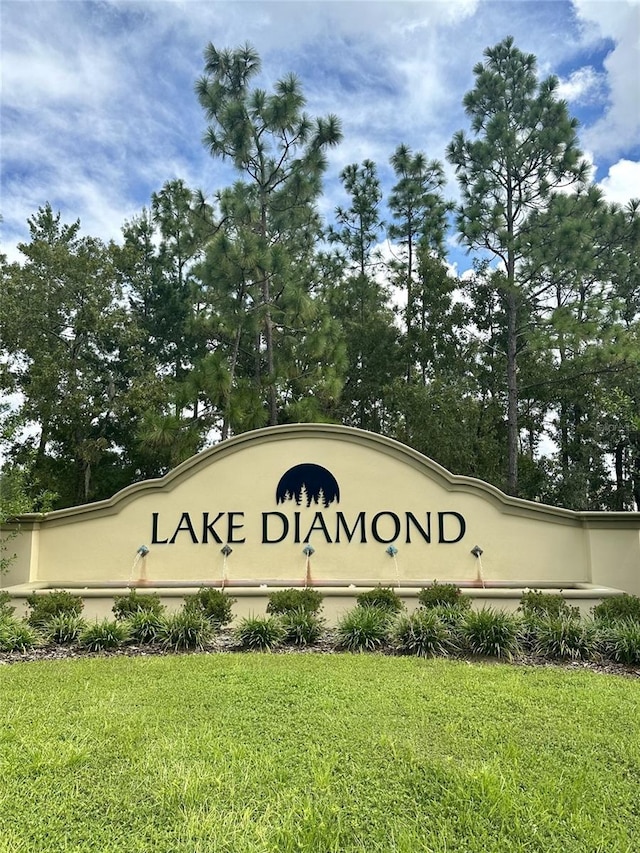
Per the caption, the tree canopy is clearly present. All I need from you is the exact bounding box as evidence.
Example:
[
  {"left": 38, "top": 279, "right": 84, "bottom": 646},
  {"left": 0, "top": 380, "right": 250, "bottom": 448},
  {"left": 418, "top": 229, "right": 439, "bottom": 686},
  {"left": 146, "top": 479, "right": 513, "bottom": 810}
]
[{"left": 2, "top": 38, "right": 638, "bottom": 513}]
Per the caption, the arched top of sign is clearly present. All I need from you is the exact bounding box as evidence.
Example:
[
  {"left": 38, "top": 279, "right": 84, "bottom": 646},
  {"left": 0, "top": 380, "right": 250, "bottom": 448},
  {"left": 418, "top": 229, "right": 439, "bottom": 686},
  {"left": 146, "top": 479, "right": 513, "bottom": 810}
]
[
  {"left": 14, "top": 423, "right": 638, "bottom": 527},
  {"left": 276, "top": 464, "right": 340, "bottom": 508}
]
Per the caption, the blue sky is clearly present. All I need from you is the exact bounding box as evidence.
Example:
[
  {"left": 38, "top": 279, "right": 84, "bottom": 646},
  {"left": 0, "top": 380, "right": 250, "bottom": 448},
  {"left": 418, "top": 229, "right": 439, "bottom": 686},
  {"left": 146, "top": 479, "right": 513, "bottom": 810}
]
[{"left": 2, "top": 0, "right": 639, "bottom": 275}]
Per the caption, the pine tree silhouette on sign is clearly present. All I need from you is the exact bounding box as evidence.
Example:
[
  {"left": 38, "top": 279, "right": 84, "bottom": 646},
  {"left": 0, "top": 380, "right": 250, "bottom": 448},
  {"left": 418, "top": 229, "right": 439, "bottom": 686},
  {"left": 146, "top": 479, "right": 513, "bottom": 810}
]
[{"left": 276, "top": 464, "right": 340, "bottom": 507}]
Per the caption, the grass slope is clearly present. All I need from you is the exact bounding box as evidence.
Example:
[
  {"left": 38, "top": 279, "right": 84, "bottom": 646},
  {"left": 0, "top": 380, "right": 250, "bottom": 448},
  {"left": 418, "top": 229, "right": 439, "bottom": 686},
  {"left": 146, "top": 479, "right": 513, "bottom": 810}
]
[{"left": 1, "top": 655, "right": 639, "bottom": 852}]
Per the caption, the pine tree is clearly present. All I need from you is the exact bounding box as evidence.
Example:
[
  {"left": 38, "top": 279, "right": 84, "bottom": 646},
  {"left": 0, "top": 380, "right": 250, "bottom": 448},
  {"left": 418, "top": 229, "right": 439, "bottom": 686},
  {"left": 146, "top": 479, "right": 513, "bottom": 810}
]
[
  {"left": 447, "top": 37, "right": 589, "bottom": 495},
  {"left": 195, "top": 43, "right": 343, "bottom": 427}
]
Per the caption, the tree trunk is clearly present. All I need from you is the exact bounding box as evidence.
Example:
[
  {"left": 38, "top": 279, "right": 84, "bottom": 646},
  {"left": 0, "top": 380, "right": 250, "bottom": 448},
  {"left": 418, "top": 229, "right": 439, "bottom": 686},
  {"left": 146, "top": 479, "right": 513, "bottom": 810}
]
[
  {"left": 614, "top": 440, "right": 626, "bottom": 511},
  {"left": 222, "top": 325, "right": 243, "bottom": 440},
  {"left": 259, "top": 201, "right": 278, "bottom": 427},
  {"left": 263, "top": 277, "right": 277, "bottom": 426},
  {"left": 506, "top": 289, "right": 519, "bottom": 496},
  {"left": 505, "top": 178, "right": 519, "bottom": 497}
]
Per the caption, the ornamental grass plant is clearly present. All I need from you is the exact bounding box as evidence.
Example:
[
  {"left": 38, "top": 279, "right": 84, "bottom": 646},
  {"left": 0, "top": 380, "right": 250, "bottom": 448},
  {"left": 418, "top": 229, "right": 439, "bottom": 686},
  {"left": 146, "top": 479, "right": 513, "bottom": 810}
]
[
  {"left": 233, "top": 615, "right": 286, "bottom": 651},
  {"left": 336, "top": 605, "right": 391, "bottom": 652},
  {"left": 430, "top": 603, "right": 469, "bottom": 628},
  {"left": 126, "top": 610, "right": 167, "bottom": 645},
  {"left": 44, "top": 613, "right": 86, "bottom": 645},
  {"left": 392, "top": 608, "right": 459, "bottom": 658},
  {"left": 79, "top": 619, "right": 129, "bottom": 652},
  {"left": 600, "top": 619, "right": 640, "bottom": 665},
  {"left": 280, "top": 607, "right": 325, "bottom": 647},
  {"left": 533, "top": 616, "right": 599, "bottom": 661},
  {"left": 461, "top": 608, "right": 521, "bottom": 660},
  {"left": 0, "top": 615, "right": 39, "bottom": 652},
  {"left": 161, "top": 611, "right": 212, "bottom": 652}
]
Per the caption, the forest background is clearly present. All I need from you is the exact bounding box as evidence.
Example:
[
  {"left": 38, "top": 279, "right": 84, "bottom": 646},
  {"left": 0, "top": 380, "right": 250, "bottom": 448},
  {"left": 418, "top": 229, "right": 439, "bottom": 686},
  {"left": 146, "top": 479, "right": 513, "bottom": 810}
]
[{"left": 1, "top": 8, "right": 639, "bottom": 515}]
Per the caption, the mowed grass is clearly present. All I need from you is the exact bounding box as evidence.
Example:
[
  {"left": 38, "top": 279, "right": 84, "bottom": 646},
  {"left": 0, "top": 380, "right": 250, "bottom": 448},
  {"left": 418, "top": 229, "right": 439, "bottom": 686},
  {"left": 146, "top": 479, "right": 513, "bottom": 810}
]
[{"left": 1, "top": 655, "right": 639, "bottom": 853}]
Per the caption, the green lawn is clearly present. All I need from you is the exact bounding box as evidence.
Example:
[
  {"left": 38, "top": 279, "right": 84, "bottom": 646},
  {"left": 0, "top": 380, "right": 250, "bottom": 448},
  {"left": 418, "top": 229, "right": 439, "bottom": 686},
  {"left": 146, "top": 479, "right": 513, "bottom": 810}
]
[{"left": 1, "top": 654, "right": 638, "bottom": 852}]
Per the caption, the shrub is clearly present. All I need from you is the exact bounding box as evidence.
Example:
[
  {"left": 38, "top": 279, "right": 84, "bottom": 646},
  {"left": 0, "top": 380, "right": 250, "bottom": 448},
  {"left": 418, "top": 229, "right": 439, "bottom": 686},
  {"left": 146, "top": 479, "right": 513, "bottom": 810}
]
[
  {"left": 234, "top": 615, "right": 285, "bottom": 651},
  {"left": 533, "top": 617, "right": 598, "bottom": 661},
  {"left": 112, "top": 591, "right": 165, "bottom": 621},
  {"left": 461, "top": 608, "right": 521, "bottom": 660},
  {"left": 600, "top": 620, "right": 640, "bottom": 666},
  {"left": 80, "top": 619, "right": 129, "bottom": 652},
  {"left": 0, "top": 616, "right": 39, "bottom": 652},
  {"left": 418, "top": 582, "right": 471, "bottom": 611},
  {"left": 126, "top": 611, "right": 167, "bottom": 645},
  {"left": 280, "top": 608, "right": 325, "bottom": 647},
  {"left": 517, "top": 614, "right": 541, "bottom": 654},
  {"left": 26, "top": 590, "right": 84, "bottom": 627},
  {"left": 392, "top": 610, "right": 458, "bottom": 658},
  {"left": 592, "top": 594, "right": 640, "bottom": 625},
  {"left": 430, "top": 603, "right": 468, "bottom": 628},
  {"left": 45, "top": 613, "right": 86, "bottom": 645},
  {"left": 518, "top": 589, "right": 579, "bottom": 620},
  {"left": 356, "top": 586, "right": 404, "bottom": 614},
  {"left": 161, "top": 611, "right": 211, "bottom": 652},
  {"left": 0, "top": 590, "right": 15, "bottom": 618},
  {"left": 183, "top": 588, "right": 235, "bottom": 627},
  {"left": 266, "top": 588, "right": 324, "bottom": 615},
  {"left": 336, "top": 606, "right": 391, "bottom": 652}
]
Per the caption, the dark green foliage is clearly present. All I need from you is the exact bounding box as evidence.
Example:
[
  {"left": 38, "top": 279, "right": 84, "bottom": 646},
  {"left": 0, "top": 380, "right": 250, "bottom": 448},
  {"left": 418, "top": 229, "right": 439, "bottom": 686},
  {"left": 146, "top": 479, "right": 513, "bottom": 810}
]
[
  {"left": 336, "top": 606, "right": 391, "bottom": 652},
  {"left": 430, "top": 604, "right": 469, "bottom": 627},
  {"left": 1, "top": 205, "right": 137, "bottom": 506},
  {"left": 80, "top": 619, "right": 129, "bottom": 652},
  {"left": 517, "top": 614, "right": 541, "bottom": 654},
  {"left": 356, "top": 586, "right": 404, "bottom": 614},
  {"left": 461, "top": 608, "right": 521, "bottom": 660},
  {"left": 0, "top": 616, "right": 39, "bottom": 652},
  {"left": 592, "top": 594, "right": 640, "bottom": 625},
  {"left": 161, "top": 611, "right": 212, "bottom": 652},
  {"left": 45, "top": 614, "right": 86, "bottom": 645},
  {"left": 183, "top": 588, "right": 235, "bottom": 626},
  {"left": 447, "top": 37, "right": 589, "bottom": 497},
  {"left": 126, "top": 611, "right": 167, "bottom": 645},
  {"left": 0, "top": 590, "right": 15, "bottom": 618},
  {"left": 418, "top": 582, "right": 471, "bottom": 610},
  {"left": 266, "top": 588, "right": 324, "bottom": 616},
  {"left": 519, "top": 589, "right": 579, "bottom": 620},
  {"left": 196, "top": 42, "right": 344, "bottom": 427},
  {"left": 280, "top": 608, "right": 325, "bottom": 647},
  {"left": 26, "top": 590, "right": 84, "bottom": 627},
  {"left": 112, "top": 591, "right": 165, "bottom": 621},
  {"left": 392, "top": 610, "right": 459, "bottom": 658},
  {"left": 533, "top": 617, "right": 598, "bottom": 661},
  {"left": 600, "top": 620, "right": 640, "bottom": 665},
  {"left": 325, "top": 159, "right": 402, "bottom": 432},
  {"left": 233, "top": 616, "right": 285, "bottom": 651}
]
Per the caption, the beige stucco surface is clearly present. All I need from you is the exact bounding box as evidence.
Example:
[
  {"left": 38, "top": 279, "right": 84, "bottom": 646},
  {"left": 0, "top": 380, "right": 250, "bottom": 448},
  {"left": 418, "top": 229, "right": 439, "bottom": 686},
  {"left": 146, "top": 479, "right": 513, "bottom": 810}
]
[{"left": 2, "top": 424, "right": 639, "bottom": 595}]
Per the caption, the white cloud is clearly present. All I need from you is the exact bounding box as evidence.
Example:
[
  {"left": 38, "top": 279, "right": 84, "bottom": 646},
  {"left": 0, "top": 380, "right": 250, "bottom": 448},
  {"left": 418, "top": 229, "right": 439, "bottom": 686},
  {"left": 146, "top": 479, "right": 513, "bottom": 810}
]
[
  {"left": 598, "top": 159, "right": 640, "bottom": 205},
  {"left": 556, "top": 66, "right": 605, "bottom": 103},
  {"left": 1, "top": 0, "right": 638, "bottom": 281},
  {"left": 572, "top": 0, "right": 640, "bottom": 156}
]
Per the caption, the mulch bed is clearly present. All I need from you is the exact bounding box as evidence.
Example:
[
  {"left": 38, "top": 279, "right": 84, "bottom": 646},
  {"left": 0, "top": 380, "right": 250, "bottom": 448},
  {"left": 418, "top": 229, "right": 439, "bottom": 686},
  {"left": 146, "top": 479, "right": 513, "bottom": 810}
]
[{"left": 1, "top": 630, "right": 639, "bottom": 678}]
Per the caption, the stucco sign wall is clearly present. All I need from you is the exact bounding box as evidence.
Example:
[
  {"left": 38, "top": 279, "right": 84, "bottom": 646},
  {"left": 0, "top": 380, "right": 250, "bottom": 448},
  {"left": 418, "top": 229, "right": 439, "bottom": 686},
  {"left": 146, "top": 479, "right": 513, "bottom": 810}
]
[{"left": 3, "top": 424, "right": 640, "bottom": 594}]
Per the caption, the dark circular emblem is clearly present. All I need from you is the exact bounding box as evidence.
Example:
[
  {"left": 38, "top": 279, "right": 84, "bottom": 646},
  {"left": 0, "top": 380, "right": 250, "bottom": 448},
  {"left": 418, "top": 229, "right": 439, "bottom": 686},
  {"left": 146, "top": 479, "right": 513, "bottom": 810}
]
[{"left": 276, "top": 464, "right": 340, "bottom": 508}]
